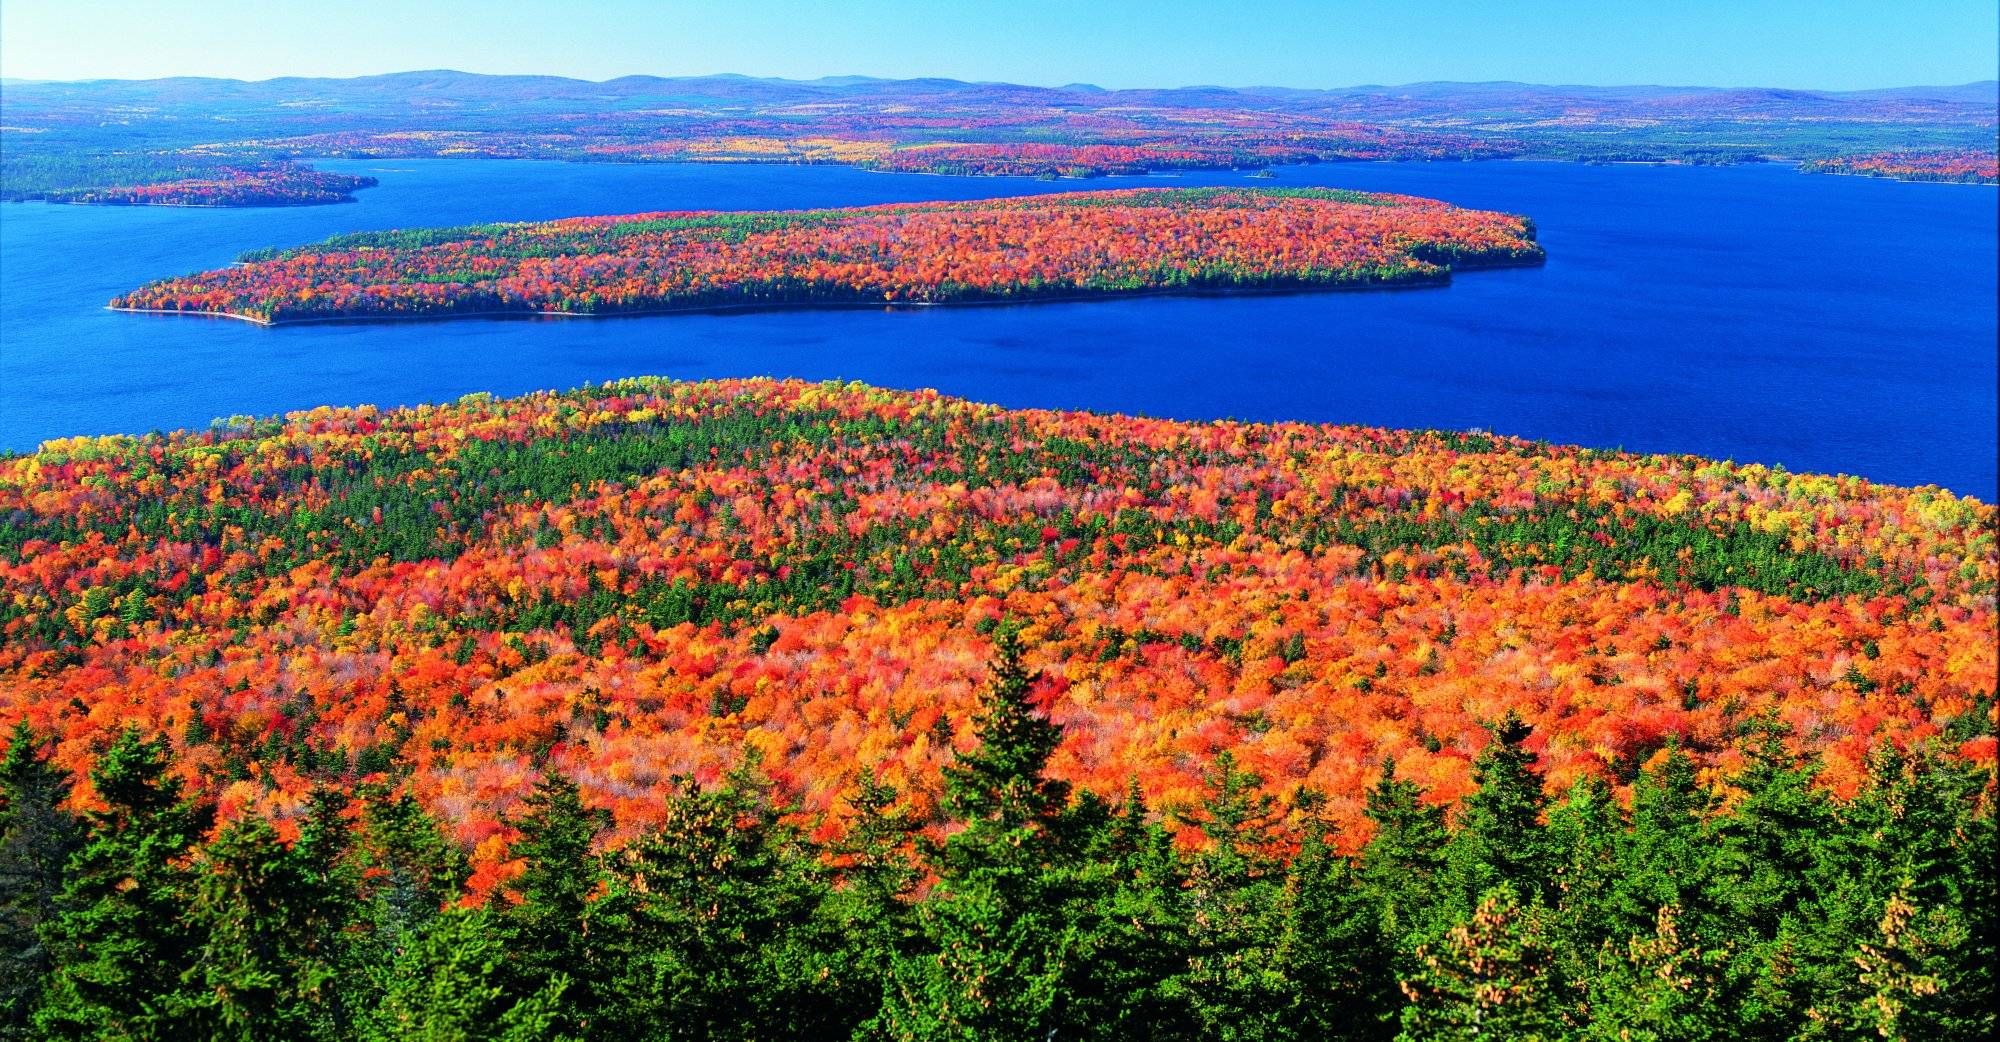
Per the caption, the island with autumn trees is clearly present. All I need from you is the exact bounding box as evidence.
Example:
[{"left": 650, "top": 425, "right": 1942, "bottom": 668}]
[
  {"left": 107, "top": 187, "right": 1545, "bottom": 324},
  {"left": 1798, "top": 149, "right": 1999, "bottom": 184},
  {"left": 0, "top": 154, "right": 378, "bottom": 207},
  {"left": 0, "top": 377, "right": 1992, "bottom": 1039}
]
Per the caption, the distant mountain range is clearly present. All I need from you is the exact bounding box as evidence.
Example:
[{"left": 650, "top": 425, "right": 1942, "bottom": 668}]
[
  {"left": 5, "top": 70, "right": 1992, "bottom": 200},
  {"left": 5, "top": 69, "right": 1994, "bottom": 119}
]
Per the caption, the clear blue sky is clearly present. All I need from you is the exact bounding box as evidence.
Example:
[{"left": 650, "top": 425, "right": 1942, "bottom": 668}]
[{"left": 2, "top": 0, "right": 1994, "bottom": 89}]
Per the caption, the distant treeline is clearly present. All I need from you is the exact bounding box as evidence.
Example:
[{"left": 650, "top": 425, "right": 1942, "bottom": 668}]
[{"left": 1, "top": 151, "right": 374, "bottom": 206}]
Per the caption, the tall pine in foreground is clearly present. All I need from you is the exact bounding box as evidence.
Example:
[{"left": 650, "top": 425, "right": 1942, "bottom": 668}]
[
  {"left": 1274, "top": 815, "right": 1396, "bottom": 1041},
  {"left": 1181, "top": 751, "right": 1289, "bottom": 1041},
  {"left": 0, "top": 723, "right": 80, "bottom": 1039},
  {"left": 818, "top": 766, "right": 924, "bottom": 1032},
  {"left": 34, "top": 728, "right": 214, "bottom": 1042},
  {"left": 1444, "top": 712, "right": 1554, "bottom": 911},
  {"left": 497, "top": 772, "right": 609, "bottom": 1039},
  {"left": 878, "top": 626, "right": 1091, "bottom": 1041},
  {"left": 178, "top": 803, "right": 357, "bottom": 1042},
  {"left": 594, "top": 758, "right": 831, "bottom": 1042}
]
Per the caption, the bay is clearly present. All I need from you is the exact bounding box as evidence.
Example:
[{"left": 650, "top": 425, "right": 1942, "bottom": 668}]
[{"left": 2, "top": 157, "right": 1992, "bottom": 497}]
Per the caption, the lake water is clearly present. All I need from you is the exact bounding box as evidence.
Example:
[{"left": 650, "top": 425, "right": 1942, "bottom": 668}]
[{"left": 2, "top": 158, "right": 1993, "bottom": 498}]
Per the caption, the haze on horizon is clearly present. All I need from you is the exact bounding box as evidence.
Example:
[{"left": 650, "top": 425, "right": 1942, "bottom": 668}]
[{"left": 2, "top": 0, "right": 1995, "bottom": 93}]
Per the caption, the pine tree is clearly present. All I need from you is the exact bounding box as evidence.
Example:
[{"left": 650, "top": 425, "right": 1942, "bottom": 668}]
[
  {"left": 34, "top": 728, "right": 215, "bottom": 1041},
  {"left": 0, "top": 722, "right": 81, "bottom": 1040},
  {"left": 178, "top": 802, "right": 357, "bottom": 1042},
  {"left": 1824, "top": 749, "right": 1993, "bottom": 1041},
  {"left": 877, "top": 626, "right": 1089, "bottom": 1041},
  {"left": 1396, "top": 886, "right": 1566, "bottom": 1042},
  {"left": 1580, "top": 904, "right": 1727, "bottom": 1042},
  {"left": 1545, "top": 777, "right": 1623, "bottom": 984},
  {"left": 817, "top": 765, "right": 923, "bottom": 1033},
  {"left": 356, "top": 906, "right": 572, "bottom": 1042},
  {"left": 1276, "top": 825, "right": 1396, "bottom": 1042},
  {"left": 1359, "top": 757, "right": 1450, "bottom": 944},
  {"left": 353, "top": 782, "right": 470, "bottom": 958},
  {"left": 1444, "top": 712, "right": 1553, "bottom": 911},
  {"left": 498, "top": 772, "right": 609, "bottom": 1038},
  {"left": 1066, "top": 781, "right": 1200, "bottom": 1039},
  {"left": 595, "top": 756, "right": 829, "bottom": 1042},
  {"left": 1182, "top": 751, "right": 1289, "bottom": 1041},
  {"left": 1851, "top": 880, "right": 1968, "bottom": 1042},
  {"left": 1700, "top": 726, "right": 1831, "bottom": 1039},
  {"left": 1612, "top": 746, "right": 1713, "bottom": 937}
]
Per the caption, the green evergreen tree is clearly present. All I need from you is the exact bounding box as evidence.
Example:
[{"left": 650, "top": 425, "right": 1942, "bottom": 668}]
[
  {"left": 1850, "top": 880, "right": 1969, "bottom": 1042},
  {"left": 1396, "top": 886, "right": 1566, "bottom": 1042},
  {"left": 356, "top": 906, "right": 572, "bottom": 1042},
  {"left": 816, "top": 765, "right": 923, "bottom": 1033},
  {"left": 498, "top": 772, "right": 609, "bottom": 1039},
  {"left": 353, "top": 782, "right": 470, "bottom": 958},
  {"left": 1611, "top": 746, "right": 1713, "bottom": 938},
  {"left": 1275, "top": 824, "right": 1396, "bottom": 1042},
  {"left": 1700, "top": 727, "right": 1831, "bottom": 1039},
  {"left": 1067, "top": 781, "right": 1200, "bottom": 1039},
  {"left": 1444, "top": 712, "right": 1553, "bottom": 911},
  {"left": 177, "top": 798, "right": 357, "bottom": 1042},
  {"left": 1359, "top": 757, "right": 1450, "bottom": 945},
  {"left": 594, "top": 756, "right": 830, "bottom": 1042},
  {"left": 1580, "top": 904, "right": 1727, "bottom": 1042},
  {"left": 1181, "top": 751, "right": 1289, "bottom": 1041},
  {"left": 877, "top": 626, "right": 1091, "bottom": 1041},
  {"left": 0, "top": 722, "right": 81, "bottom": 1039},
  {"left": 34, "top": 728, "right": 215, "bottom": 1041},
  {"left": 1545, "top": 777, "right": 1623, "bottom": 988}
]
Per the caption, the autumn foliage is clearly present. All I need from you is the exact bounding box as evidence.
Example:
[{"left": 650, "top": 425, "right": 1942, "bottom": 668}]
[
  {"left": 1800, "top": 149, "right": 1998, "bottom": 184},
  {"left": 13, "top": 163, "right": 377, "bottom": 207},
  {"left": 108, "top": 187, "right": 1543, "bottom": 324},
  {"left": 0, "top": 378, "right": 1992, "bottom": 893}
]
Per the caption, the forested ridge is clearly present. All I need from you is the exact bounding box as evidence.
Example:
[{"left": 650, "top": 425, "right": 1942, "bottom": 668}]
[{"left": 0, "top": 377, "right": 1993, "bottom": 1038}]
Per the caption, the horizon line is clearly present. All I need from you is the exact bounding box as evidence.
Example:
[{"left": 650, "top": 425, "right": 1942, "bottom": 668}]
[{"left": 3, "top": 67, "right": 1996, "bottom": 97}]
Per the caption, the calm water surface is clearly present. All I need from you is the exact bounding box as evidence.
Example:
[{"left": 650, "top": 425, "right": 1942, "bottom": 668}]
[{"left": 1, "top": 158, "right": 1993, "bottom": 497}]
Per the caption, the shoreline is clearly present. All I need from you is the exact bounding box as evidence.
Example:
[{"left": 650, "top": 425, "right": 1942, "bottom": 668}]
[
  {"left": 106, "top": 256, "right": 1545, "bottom": 328},
  {"left": 1795, "top": 169, "right": 1997, "bottom": 187}
]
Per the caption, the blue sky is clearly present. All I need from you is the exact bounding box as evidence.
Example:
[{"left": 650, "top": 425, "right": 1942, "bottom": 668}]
[{"left": 2, "top": 0, "right": 1994, "bottom": 89}]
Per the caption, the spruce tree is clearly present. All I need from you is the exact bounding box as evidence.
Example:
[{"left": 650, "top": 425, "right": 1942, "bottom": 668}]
[
  {"left": 1182, "top": 751, "right": 1289, "bottom": 1041},
  {"left": 34, "top": 728, "right": 215, "bottom": 1041},
  {"left": 178, "top": 800, "right": 357, "bottom": 1042},
  {"left": 1545, "top": 777, "right": 1623, "bottom": 984},
  {"left": 877, "top": 626, "right": 1088, "bottom": 1041},
  {"left": 357, "top": 906, "right": 572, "bottom": 1042},
  {"left": 1581, "top": 904, "right": 1727, "bottom": 1042},
  {"left": 1850, "top": 880, "right": 1969, "bottom": 1042},
  {"left": 1359, "top": 757, "right": 1450, "bottom": 944},
  {"left": 1612, "top": 746, "right": 1712, "bottom": 937},
  {"left": 1275, "top": 824, "right": 1396, "bottom": 1042},
  {"left": 498, "top": 772, "right": 609, "bottom": 1038},
  {"left": 596, "top": 756, "right": 829, "bottom": 1042},
  {"left": 353, "top": 782, "right": 470, "bottom": 958},
  {"left": 818, "top": 765, "right": 923, "bottom": 1032},
  {"left": 1700, "top": 726, "right": 1831, "bottom": 1039},
  {"left": 1396, "top": 886, "right": 1566, "bottom": 1042},
  {"left": 1444, "top": 712, "right": 1553, "bottom": 911},
  {"left": 0, "top": 722, "right": 80, "bottom": 1039},
  {"left": 1068, "top": 781, "right": 1200, "bottom": 1039}
]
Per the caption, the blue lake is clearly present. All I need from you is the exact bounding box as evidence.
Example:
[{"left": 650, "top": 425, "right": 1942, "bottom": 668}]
[{"left": 1, "top": 158, "right": 1993, "bottom": 498}]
